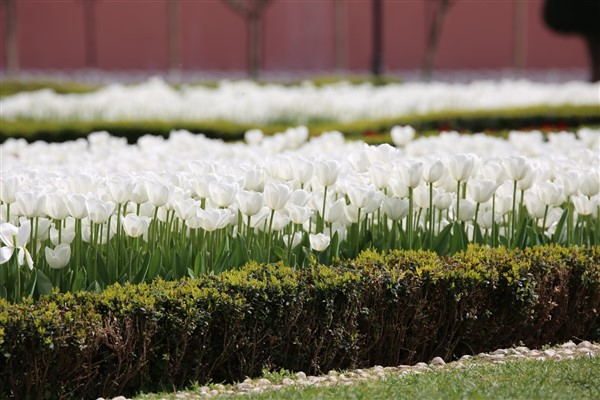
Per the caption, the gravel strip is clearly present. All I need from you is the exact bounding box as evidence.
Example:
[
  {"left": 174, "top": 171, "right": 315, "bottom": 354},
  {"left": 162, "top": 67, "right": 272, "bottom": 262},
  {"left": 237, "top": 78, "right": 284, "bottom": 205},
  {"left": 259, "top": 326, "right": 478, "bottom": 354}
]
[{"left": 101, "top": 340, "right": 599, "bottom": 400}]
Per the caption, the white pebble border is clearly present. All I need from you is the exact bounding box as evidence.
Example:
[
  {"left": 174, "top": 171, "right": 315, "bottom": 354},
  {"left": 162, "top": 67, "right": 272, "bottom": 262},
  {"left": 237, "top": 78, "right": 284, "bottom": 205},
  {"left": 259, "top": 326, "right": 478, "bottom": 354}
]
[{"left": 99, "top": 340, "right": 599, "bottom": 400}]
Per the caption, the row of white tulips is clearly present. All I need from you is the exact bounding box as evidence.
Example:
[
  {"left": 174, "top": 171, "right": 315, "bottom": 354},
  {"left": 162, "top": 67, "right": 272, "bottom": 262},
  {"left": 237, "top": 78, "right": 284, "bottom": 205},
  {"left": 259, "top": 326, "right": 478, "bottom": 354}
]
[
  {"left": 1, "top": 126, "right": 599, "bottom": 301},
  {"left": 1, "top": 78, "right": 598, "bottom": 124}
]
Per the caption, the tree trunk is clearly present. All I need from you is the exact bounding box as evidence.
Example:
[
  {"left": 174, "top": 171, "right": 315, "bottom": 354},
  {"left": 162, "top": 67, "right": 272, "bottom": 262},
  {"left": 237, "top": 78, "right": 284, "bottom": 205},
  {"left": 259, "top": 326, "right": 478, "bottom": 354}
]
[
  {"left": 371, "top": 0, "right": 382, "bottom": 77},
  {"left": 167, "top": 0, "right": 181, "bottom": 72},
  {"left": 585, "top": 34, "right": 600, "bottom": 82},
  {"left": 248, "top": 13, "right": 261, "bottom": 79},
  {"left": 84, "top": 0, "right": 97, "bottom": 68},
  {"left": 513, "top": 0, "right": 527, "bottom": 73},
  {"left": 3, "top": 0, "right": 18, "bottom": 74},
  {"left": 334, "top": 0, "right": 346, "bottom": 70},
  {"left": 422, "top": 0, "right": 451, "bottom": 80}
]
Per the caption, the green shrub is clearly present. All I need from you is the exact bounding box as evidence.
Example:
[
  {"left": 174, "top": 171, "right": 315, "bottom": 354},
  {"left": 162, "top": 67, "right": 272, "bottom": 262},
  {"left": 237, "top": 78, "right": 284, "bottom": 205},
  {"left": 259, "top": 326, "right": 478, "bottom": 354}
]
[
  {"left": 1, "top": 245, "right": 598, "bottom": 399},
  {"left": 1, "top": 105, "right": 598, "bottom": 144}
]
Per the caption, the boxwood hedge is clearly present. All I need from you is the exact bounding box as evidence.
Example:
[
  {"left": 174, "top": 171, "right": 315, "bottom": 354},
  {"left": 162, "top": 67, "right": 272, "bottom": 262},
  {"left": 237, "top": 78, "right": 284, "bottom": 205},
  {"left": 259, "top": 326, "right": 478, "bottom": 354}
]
[{"left": 1, "top": 244, "right": 599, "bottom": 399}]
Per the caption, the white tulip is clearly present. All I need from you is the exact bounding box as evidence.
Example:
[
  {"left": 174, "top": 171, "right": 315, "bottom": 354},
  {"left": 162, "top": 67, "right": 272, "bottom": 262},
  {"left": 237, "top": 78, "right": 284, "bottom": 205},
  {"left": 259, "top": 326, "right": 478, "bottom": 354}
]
[
  {"left": 0, "top": 221, "right": 33, "bottom": 269},
  {"left": 572, "top": 194, "right": 597, "bottom": 216},
  {"left": 237, "top": 190, "right": 264, "bottom": 217},
  {"left": 66, "top": 193, "right": 89, "bottom": 219},
  {"left": 283, "top": 232, "right": 303, "bottom": 249},
  {"left": 122, "top": 214, "right": 151, "bottom": 238},
  {"left": 390, "top": 125, "right": 415, "bottom": 147},
  {"left": 315, "top": 160, "right": 341, "bottom": 187},
  {"left": 423, "top": 159, "right": 445, "bottom": 184},
  {"left": 144, "top": 181, "right": 170, "bottom": 207},
  {"left": 286, "top": 204, "right": 313, "bottom": 225},
  {"left": 396, "top": 160, "right": 423, "bottom": 189},
  {"left": 382, "top": 196, "right": 409, "bottom": 221},
  {"left": 45, "top": 243, "right": 71, "bottom": 269},
  {"left": 579, "top": 171, "right": 600, "bottom": 197},
  {"left": 209, "top": 181, "right": 239, "bottom": 208},
  {"left": 107, "top": 175, "right": 134, "bottom": 204},
  {"left": 447, "top": 154, "right": 476, "bottom": 182},
  {"left": 0, "top": 176, "right": 20, "bottom": 203},
  {"left": 309, "top": 233, "right": 330, "bottom": 252},
  {"left": 264, "top": 182, "right": 291, "bottom": 211},
  {"left": 502, "top": 156, "right": 531, "bottom": 182},
  {"left": 468, "top": 179, "right": 499, "bottom": 204},
  {"left": 16, "top": 191, "right": 46, "bottom": 218},
  {"left": 45, "top": 193, "right": 70, "bottom": 220},
  {"left": 86, "top": 198, "right": 116, "bottom": 224}
]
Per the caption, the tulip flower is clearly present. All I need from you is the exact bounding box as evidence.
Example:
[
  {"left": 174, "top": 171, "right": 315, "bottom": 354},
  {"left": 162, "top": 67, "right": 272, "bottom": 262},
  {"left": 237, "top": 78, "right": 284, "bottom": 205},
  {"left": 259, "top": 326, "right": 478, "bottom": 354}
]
[
  {"left": 122, "top": 214, "right": 151, "bottom": 238},
  {"left": 264, "top": 182, "right": 291, "bottom": 211},
  {"left": 396, "top": 161, "right": 423, "bottom": 190},
  {"left": 347, "top": 185, "right": 375, "bottom": 209},
  {"left": 197, "top": 208, "right": 231, "bottom": 232},
  {"left": 45, "top": 243, "right": 71, "bottom": 269},
  {"left": 468, "top": 179, "right": 499, "bottom": 205},
  {"left": 502, "top": 156, "right": 531, "bottom": 182},
  {"left": 579, "top": 171, "right": 600, "bottom": 197},
  {"left": 107, "top": 175, "right": 134, "bottom": 204},
  {"left": 423, "top": 160, "right": 445, "bottom": 184},
  {"left": 309, "top": 233, "right": 330, "bottom": 252},
  {"left": 448, "top": 154, "right": 476, "bottom": 183},
  {"left": 283, "top": 232, "right": 303, "bottom": 249},
  {"left": 0, "top": 176, "right": 20, "bottom": 204},
  {"left": 209, "top": 181, "right": 239, "bottom": 208},
  {"left": 45, "top": 193, "right": 70, "bottom": 220},
  {"left": 245, "top": 129, "right": 264, "bottom": 145},
  {"left": 315, "top": 160, "right": 341, "bottom": 188},
  {"left": 237, "top": 190, "right": 264, "bottom": 217},
  {"left": 572, "top": 194, "right": 597, "bottom": 216},
  {"left": 16, "top": 191, "right": 46, "bottom": 218},
  {"left": 0, "top": 221, "right": 33, "bottom": 269},
  {"left": 382, "top": 196, "right": 409, "bottom": 221},
  {"left": 390, "top": 125, "right": 415, "bottom": 147},
  {"left": 86, "top": 198, "right": 116, "bottom": 224},
  {"left": 66, "top": 193, "right": 89, "bottom": 220}
]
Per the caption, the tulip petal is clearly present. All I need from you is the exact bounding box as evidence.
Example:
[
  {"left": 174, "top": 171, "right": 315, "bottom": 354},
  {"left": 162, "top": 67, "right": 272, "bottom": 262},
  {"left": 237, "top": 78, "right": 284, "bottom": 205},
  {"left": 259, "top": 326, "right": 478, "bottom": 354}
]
[{"left": 0, "top": 246, "right": 15, "bottom": 264}]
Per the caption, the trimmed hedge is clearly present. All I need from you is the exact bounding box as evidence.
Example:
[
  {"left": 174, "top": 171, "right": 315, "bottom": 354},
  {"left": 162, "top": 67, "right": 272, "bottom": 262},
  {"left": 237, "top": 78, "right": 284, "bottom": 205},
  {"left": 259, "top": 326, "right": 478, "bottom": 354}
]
[
  {"left": 1, "top": 105, "right": 599, "bottom": 144},
  {"left": 1, "top": 245, "right": 599, "bottom": 399}
]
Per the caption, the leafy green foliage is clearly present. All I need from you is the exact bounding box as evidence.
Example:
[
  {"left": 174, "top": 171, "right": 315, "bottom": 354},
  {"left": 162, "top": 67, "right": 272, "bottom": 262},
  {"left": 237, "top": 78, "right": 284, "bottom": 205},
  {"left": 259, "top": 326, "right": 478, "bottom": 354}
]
[
  {"left": 1, "top": 105, "right": 598, "bottom": 144},
  {"left": 1, "top": 245, "right": 598, "bottom": 399}
]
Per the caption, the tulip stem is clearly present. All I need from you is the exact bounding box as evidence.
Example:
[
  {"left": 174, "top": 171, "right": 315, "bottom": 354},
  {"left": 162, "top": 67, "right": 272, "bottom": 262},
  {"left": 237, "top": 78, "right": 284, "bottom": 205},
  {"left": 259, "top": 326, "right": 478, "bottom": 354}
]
[
  {"left": 408, "top": 187, "right": 414, "bottom": 249},
  {"left": 267, "top": 210, "right": 275, "bottom": 263},
  {"left": 473, "top": 203, "right": 480, "bottom": 242},
  {"left": 428, "top": 183, "right": 434, "bottom": 246},
  {"left": 510, "top": 180, "right": 517, "bottom": 246},
  {"left": 319, "top": 186, "right": 328, "bottom": 234},
  {"left": 491, "top": 194, "right": 496, "bottom": 248},
  {"left": 456, "top": 180, "right": 461, "bottom": 224}
]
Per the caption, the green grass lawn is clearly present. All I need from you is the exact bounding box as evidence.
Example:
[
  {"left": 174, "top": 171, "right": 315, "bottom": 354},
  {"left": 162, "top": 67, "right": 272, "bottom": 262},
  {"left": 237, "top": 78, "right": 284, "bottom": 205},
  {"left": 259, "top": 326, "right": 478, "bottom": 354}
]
[{"left": 135, "top": 356, "right": 600, "bottom": 400}]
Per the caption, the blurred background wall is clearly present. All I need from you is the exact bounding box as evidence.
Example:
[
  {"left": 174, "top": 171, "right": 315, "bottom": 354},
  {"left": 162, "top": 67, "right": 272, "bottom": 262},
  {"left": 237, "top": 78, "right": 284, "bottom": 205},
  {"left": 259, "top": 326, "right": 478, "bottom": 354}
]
[{"left": 0, "top": 0, "right": 588, "bottom": 76}]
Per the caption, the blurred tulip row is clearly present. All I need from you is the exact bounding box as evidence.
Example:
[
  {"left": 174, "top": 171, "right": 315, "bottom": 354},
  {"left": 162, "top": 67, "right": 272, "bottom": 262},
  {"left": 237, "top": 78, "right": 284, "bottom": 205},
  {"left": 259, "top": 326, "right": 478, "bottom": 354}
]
[
  {"left": 1, "top": 78, "right": 598, "bottom": 124},
  {"left": 1, "top": 126, "right": 599, "bottom": 301}
]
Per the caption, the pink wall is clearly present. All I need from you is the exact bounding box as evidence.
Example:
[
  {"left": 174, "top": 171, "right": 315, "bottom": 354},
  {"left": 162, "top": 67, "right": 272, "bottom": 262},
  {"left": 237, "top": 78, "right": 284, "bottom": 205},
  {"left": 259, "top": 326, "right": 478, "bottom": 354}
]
[{"left": 0, "top": 0, "right": 590, "bottom": 74}]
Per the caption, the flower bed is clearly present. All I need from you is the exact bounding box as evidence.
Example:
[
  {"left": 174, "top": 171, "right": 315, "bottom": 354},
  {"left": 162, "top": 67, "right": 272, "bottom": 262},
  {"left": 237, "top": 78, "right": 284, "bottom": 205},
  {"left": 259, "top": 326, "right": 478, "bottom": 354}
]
[
  {"left": 1, "top": 79, "right": 598, "bottom": 125},
  {"left": 0, "top": 127, "right": 598, "bottom": 301}
]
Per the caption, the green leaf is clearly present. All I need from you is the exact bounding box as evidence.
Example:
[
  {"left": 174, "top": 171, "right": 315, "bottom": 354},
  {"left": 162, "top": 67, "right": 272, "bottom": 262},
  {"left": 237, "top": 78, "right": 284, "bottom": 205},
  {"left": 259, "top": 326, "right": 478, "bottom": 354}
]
[
  {"left": 433, "top": 223, "right": 453, "bottom": 255},
  {"left": 133, "top": 259, "right": 149, "bottom": 284},
  {"left": 147, "top": 250, "right": 162, "bottom": 281},
  {"left": 25, "top": 270, "right": 37, "bottom": 298},
  {"left": 35, "top": 269, "right": 54, "bottom": 297},
  {"left": 97, "top": 256, "right": 110, "bottom": 286},
  {"left": 71, "top": 269, "right": 86, "bottom": 292},
  {"left": 552, "top": 209, "right": 569, "bottom": 243}
]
